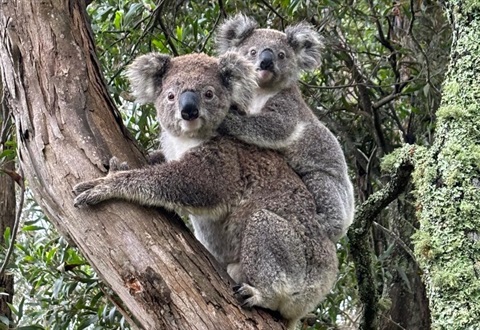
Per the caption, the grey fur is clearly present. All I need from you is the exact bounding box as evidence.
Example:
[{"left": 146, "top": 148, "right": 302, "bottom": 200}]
[
  {"left": 73, "top": 52, "right": 337, "bottom": 329},
  {"left": 215, "top": 14, "right": 258, "bottom": 54},
  {"left": 216, "top": 14, "right": 355, "bottom": 242},
  {"left": 125, "top": 53, "right": 170, "bottom": 104}
]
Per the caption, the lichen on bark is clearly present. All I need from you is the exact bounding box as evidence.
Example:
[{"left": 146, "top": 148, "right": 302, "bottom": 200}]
[{"left": 412, "top": 2, "right": 480, "bottom": 328}]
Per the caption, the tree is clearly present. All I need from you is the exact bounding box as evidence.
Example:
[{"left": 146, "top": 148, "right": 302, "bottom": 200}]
[
  {"left": 0, "top": 1, "right": 283, "bottom": 329},
  {"left": 413, "top": 1, "right": 480, "bottom": 328}
]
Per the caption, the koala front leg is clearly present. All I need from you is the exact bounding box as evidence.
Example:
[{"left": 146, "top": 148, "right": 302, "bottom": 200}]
[
  {"left": 73, "top": 152, "right": 230, "bottom": 211},
  {"left": 219, "top": 110, "right": 304, "bottom": 150},
  {"left": 147, "top": 150, "right": 166, "bottom": 165}
]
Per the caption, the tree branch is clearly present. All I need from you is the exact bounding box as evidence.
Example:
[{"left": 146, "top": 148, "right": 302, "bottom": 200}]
[{"left": 348, "top": 146, "right": 415, "bottom": 330}]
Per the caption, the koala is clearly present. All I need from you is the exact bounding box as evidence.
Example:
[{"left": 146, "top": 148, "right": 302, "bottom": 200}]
[
  {"left": 73, "top": 52, "right": 338, "bottom": 329},
  {"left": 216, "top": 15, "right": 355, "bottom": 242}
]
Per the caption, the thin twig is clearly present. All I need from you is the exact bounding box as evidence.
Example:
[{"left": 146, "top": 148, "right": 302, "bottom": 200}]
[
  {"left": 373, "top": 221, "right": 416, "bottom": 262},
  {"left": 407, "top": 0, "right": 441, "bottom": 96},
  {"left": 349, "top": 151, "right": 415, "bottom": 330},
  {"left": 107, "top": 0, "right": 168, "bottom": 85},
  {"left": 0, "top": 166, "right": 25, "bottom": 277},
  {"left": 199, "top": 12, "right": 222, "bottom": 53},
  {"left": 259, "top": 0, "right": 287, "bottom": 27}
]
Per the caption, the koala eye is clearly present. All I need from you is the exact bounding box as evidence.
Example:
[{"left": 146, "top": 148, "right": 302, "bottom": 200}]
[
  {"left": 204, "top": 89, "right": 214, "bottom": 99},
  {"left": 250, "top": 49, "right": 257, "bottom": 56},
  {"left": 278, "top": 52, "right": 286, "bottom": 59},
  {"left": 167, "top": 92, "right": 175, "bottom": 101}
]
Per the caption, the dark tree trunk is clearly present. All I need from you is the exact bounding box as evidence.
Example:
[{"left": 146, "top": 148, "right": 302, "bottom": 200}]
[
  {"left": 0, "top": 1, "right": 284, "bottom": 329},
  {"left": 0, "top": 157, "right": 15, "bottom": 322},
  {"left": 378, "top": 194, "right": 431, "bottom": 330}
]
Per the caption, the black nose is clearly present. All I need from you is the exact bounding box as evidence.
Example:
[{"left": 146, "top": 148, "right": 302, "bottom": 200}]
[
  {"left": 259, "top": 49, "right": 274, "bottom": 71},
  {"left": 179, "top": 91, "right": 199, "bottom": 121}
]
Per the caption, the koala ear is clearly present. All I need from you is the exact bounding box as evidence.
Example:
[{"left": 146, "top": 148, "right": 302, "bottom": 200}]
[
  {"left": 218, "top": 51, "right": 257, "bottom": 112},
  {"left": 125, "top": 53, "right": 171, "bottom": 104},
  {"left": 285, "top": 23, "right": 324, "bottom": 71},
  {"left": 215, "top": 14, "right": 258, "bottom": 55}
]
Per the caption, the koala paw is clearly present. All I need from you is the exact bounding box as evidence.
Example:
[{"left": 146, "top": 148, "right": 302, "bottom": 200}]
[
  {"left": 109, "top": 157, "right": 130, "bottom": 171},
  {"left": 72, "top": 178, "right": 109, "bottom": 207},
  {"left": 233, "top": 283, "right": 262, "bottom": 309}
]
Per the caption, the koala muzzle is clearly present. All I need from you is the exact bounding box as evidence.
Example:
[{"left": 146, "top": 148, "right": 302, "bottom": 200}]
[
  {"left": 179, "top": 91, "right": 200, "bottom": 121},
  {"left": 259, "top": 49, "right": 274, "bottom": 71}
]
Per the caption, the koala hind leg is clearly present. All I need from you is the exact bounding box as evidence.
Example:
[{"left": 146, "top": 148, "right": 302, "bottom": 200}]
[
  {"left": 302, "top": 172, "right": 354, "bottom": 242},
  {"left": 227, "top": 263, "right": 246, "bottom": 284},
  {"left": 240, "top": 209, "right": 313, "bottom": 328}
]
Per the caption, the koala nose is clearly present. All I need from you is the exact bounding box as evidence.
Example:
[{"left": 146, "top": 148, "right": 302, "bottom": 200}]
[
  {"left": 179, "top": 91, "right": 199, "bottom": 121},
  {"left": 259, "top": 49, "right": 274, "bottom": 71}
]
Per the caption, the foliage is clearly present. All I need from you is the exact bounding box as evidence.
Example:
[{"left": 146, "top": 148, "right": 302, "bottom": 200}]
[
  {"left": 1, "top": 192, "right": 129, "bottom": 330},
  {"left": 1, "top": 0, "right": 453, "bottom": 329}
]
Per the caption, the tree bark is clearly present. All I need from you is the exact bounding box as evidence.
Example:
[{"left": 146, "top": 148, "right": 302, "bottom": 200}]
[
  {"left": 413, "top": 1, "right": 480, "bottom": 328},
  {"left": 0, "top": 1, "right": 284, "bottom": 329}
]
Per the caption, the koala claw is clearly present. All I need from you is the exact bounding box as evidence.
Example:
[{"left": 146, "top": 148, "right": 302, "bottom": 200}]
[
  {"left": 232, "top": 284, "right": 242, "bottom": 292},
  {"left": 73, "top": 177, "right": 105, "bottom": 195},
  {"left": 73, "top": 188, "right": 104, "bottom": 207},
  {"left": 233, "top": 283, "right": 257, "bottom": 308}
]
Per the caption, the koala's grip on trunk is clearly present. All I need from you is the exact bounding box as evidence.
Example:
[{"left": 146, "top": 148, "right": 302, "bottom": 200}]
[
  {"left": 73, "top": 52, "right": 337, "bottom": 330},
  {"left": 216, "top": 14, "right": 355, "bottom": 242}
]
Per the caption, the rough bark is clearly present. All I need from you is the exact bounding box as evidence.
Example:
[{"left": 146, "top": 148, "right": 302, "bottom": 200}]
[
  {"left": 413, "top": 1, "right": 480, "bottom": 328},
  {"left": 0, "top": 1, "right": 284, "bottom": 329}
]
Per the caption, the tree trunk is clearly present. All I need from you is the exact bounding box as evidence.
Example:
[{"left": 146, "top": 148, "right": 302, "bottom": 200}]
[
  {"left": 0, "top": 1, "right": 283, "bottom": 329},
  {"left": 0, "top": 88, "right": 15, "bottom": 323},
  {"left": 413, "top": 1, "right": 480, "bottom": 328}
]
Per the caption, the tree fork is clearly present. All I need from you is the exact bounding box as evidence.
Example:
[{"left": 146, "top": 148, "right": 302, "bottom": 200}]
[{"left": 0, "top": 1, "right": 283, "bottom": 329}]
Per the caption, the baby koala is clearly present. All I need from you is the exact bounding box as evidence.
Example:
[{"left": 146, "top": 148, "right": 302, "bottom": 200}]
[
  {"left": 216, "top": 14, "right": 355, "bottom": 242},
  {"left": 73, "top": 52, "right": 337, "bottom": 329}
]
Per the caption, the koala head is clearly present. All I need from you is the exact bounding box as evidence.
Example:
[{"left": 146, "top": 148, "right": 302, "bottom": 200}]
[
  {"left": 216, "top": 14, "right": 323, "bottom": 90},
  {"left": 126, "top": 52, "right": 256, "bottom": 139}
]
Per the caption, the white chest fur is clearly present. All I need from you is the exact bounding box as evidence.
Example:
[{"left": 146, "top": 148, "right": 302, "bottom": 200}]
[
  {"left": 160, "top": 130, "right": 205, "bottom": 161},
  {"left": 249, "top": 90, "right": 278, "bottom": 114}
]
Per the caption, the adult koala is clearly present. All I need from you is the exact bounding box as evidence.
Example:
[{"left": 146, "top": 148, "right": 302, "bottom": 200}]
[
  {"left": 73, "top": 52, "right": 337, "bottom": 329},
  {"left": 216, "top": 14, "right": 355, "bottom": 242}
]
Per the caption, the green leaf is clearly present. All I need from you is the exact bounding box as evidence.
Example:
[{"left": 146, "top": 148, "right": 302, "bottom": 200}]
[
  {"left": 6, "top": 302, "right": 18, "bottom": 316},
  {"left": 22, "top": 225, "right": 45, "bottom": 232},
  {"left": 114, "top": 10, "right": 123, "bottom": 30},
  {"left": 3, "top": 227, "right": 11, "bottom": 247},
  {"left": 18, "top": 296, "right": 25, "bottom": 320},
  {"left": 0, "top": 315, "right": 9, "bottom": 326},
  {"left": 52, "top": 277, "right": 64, "bottom": 299}
]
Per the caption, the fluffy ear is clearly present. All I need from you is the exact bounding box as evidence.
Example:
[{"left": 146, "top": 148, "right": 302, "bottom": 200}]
[
  {"left": 285, "top": 23, "right": 323, "bottom": 71},
  {"left": 215, "top": 14, "right": 258, "bottom": 55},
  {"left": 125, "top": 53, "right": 171, "bottom": 104},
  {"left": 218, "top": 51, "right": 257, "bottom": 112}
]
